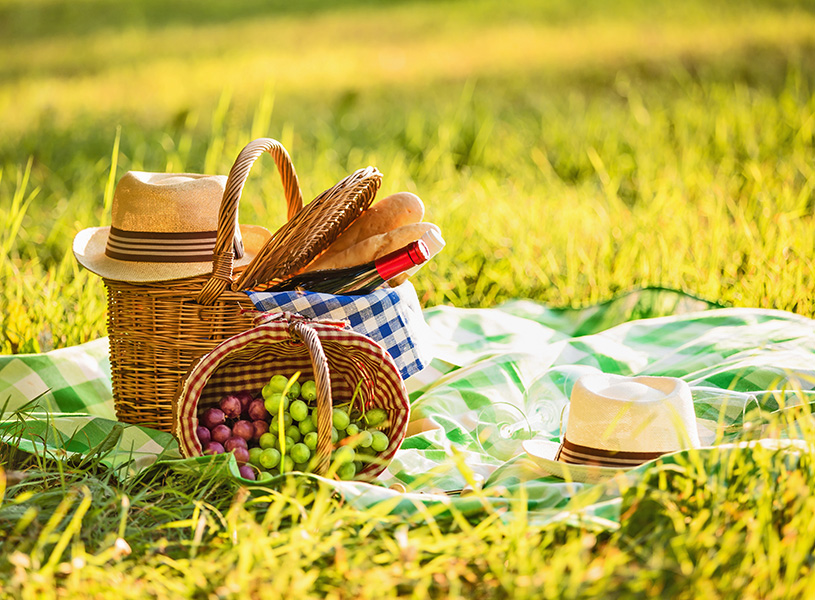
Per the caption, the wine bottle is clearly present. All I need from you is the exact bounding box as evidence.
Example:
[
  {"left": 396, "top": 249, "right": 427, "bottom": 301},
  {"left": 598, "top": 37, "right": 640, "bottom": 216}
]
[{"left": 267, "top": 239, "right": 430, "bottom": 295}]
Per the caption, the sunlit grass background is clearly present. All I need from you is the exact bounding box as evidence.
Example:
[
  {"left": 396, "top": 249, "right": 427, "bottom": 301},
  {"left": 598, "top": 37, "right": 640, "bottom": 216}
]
[
  {"left": 3, "top": 0, "right": 815, "bottom": 597},
  {"left": 3, "top": 0, "right": 815, "bottom": 354}
]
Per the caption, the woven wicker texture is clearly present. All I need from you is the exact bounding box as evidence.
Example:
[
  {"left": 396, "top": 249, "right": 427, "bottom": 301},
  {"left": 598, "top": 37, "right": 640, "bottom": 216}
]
[
  {"left": 105, "top": 138, "right": 382, "bottom": 432},
  {"left": 105, "top": 277, "right": 255, "bottom": 431},
  {"left": 174, "top": 313, "right": 410, "bottom": 480}
]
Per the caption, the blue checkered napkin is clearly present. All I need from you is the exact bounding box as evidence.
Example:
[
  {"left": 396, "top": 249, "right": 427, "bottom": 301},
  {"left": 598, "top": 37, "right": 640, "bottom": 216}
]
[{"left": 245, "top": 282, "right": 432, "bottom": 380}]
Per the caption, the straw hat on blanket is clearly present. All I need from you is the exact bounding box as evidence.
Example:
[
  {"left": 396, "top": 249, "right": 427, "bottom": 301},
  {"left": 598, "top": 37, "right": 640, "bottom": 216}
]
[
  {"left": 523, "top": 373, "right": 702, "bottom": 483},
  {"left": 73, "top": 171, "right": 270, "bottom": 283}
]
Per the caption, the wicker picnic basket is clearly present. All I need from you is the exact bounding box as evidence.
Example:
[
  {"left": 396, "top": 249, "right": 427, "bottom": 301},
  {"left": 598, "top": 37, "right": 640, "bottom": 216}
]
[
  {"left": 104, "top": 138, "right": 382, "bottom": 432},
  {"left": 175, "top": 312, "right": 410, "bottom": 480}
]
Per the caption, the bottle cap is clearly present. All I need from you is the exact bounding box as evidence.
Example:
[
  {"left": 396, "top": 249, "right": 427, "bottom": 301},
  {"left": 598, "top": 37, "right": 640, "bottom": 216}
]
[
  {"left": 406, "top": 239, "right": 431, "bottom": 265},
  {"left": 402, "top": 228, "right": 445, "bottom": 279}
]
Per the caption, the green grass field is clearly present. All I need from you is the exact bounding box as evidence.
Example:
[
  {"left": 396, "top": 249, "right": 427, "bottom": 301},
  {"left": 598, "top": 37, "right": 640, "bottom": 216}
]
[{"left": 3, "top": 0, "right": 815, "bottom": 597}]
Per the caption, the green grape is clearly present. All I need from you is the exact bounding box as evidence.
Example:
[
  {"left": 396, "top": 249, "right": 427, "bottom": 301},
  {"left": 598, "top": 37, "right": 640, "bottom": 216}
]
[
  {"left": 283, "top": 436, "right": 295, "bottom": 451},
  {"left": 357, "top": 430, "right": 373, "bottom": 448},
  {"left": 301, "top": 380, "right": 317, "bottom": 401},
  {"left": 261, "top": 383, "right": 275, "bottom": 401},
  {"left": 370, "top": 431, "right": 389, "bottom": 452},
  {"left": 311, "top": 411, "right": 319, "bottom": 427},
  {"left": 353, "top": 461, "right": 363, "bottom": 474},
  {"left": 264, "top": 393, "right": 289, "bottom": 414},
  {"left": 333, "top": 445, "right": 355, "bottom": 465},
  {"left": 289, "top": 400, "right": 309, "bottom": 422},
  {"left": 337, "top": 462, "right": 356, "bottom": 480},
  {"left": 345, "top": 423, "right": 360, "bottom": 437},
  {"left": 286, "top": 425, "right": 302, "bottom": 443},
  {"left": 299, "top": 417, "right": 316, "bottom": 435},
  {"left": 304, "top": 431, "right": 318, "bottom": 449},
  {"left": 331, "top": 427, "right": 339, "bottom": 444},
  {"left": 263, "top": 375, "right": 289, "bottom": 397},
  {"left": 332, "top": 408, "right": 351, "bottom": 430},
  {"left": 257, "top": 470, "right": 274, "bottom": 483},
  {"left": 270, "top": 413, "right": 292, "bottom": 431},
  {"left": 365, "top": 408, "right": 388, "bottom": 426},
  {"left": 259, "top": 447, "right": 281, "bottom": 469},
  {"left": 286, "top": 380, "right": 301, "bottom": 399},
  {"left": 258, "top": 432, "right": 277, "bottom": 449},
  {"left": 248, "top": 446, "right": 264, "bottom": 465},
  {"left": 281, "top": 456, "right": 295, "bottom": 472},
  {"left": 290, "top": 443, "right": 311, "bottom": 464}
]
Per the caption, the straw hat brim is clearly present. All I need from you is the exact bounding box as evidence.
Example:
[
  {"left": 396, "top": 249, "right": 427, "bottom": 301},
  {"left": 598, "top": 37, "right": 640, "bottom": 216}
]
[
  {"left": 73, "top": 224, "right": 271, "bottom": 283},
  {"left": 525, "top": 438, "right": 812, "bottom": 485},
  {"left": 522, "top": 439, "right": 638, "bottom": 484}
]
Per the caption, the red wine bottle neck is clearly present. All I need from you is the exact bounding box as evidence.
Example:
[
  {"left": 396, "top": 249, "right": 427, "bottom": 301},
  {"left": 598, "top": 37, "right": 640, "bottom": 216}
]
[{"left": 373, "top": 240, "right": 430, "bottom": 282}]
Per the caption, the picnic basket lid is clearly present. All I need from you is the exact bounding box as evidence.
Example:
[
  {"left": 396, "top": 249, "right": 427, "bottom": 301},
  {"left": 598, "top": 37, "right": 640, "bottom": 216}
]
[{"left": 197, "top": 138, "right": 382, "bottom": 303}]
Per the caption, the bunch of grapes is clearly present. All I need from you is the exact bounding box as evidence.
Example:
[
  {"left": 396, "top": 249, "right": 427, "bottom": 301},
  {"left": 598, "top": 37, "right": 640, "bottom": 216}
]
[{"left": 196, "top": 373, "right": 391, "bottom": 482}]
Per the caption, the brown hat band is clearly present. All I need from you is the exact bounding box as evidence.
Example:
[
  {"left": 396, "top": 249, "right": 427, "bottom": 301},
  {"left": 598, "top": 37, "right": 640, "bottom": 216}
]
[
  {"left": 105, "top": 226, "right": 219, "bottom": 263},
  {"left": 555, "top": 437, "right": 666, "bottom": 468}
]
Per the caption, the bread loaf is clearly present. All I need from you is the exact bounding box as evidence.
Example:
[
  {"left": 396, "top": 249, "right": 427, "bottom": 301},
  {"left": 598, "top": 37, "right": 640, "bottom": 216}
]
[
  {"left": 315, "top": 192, "right": 425, "bottom": 263},
  {"left": 386, "top": 272, "right": 411, "bottom": 287},
  {"left": 304, "top": 222, "right": 441, "bottom": 272}
]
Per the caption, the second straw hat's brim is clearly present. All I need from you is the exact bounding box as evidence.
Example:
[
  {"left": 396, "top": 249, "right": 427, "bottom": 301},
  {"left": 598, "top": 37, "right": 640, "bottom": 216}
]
[
  {"left": 73, "top": 224, "right": 271, "bottom": 283},
  {"left": 522, "top": 439, "right": 637, "bottom": 484}
]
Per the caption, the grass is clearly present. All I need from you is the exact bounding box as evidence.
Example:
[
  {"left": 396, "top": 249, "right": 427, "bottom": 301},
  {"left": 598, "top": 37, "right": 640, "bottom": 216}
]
[
  {"left": 2, "top": 0, "right": 815, "bottom": 597},
  {"left": 5, "top": 420, "right": 815, "bottom": 598}
]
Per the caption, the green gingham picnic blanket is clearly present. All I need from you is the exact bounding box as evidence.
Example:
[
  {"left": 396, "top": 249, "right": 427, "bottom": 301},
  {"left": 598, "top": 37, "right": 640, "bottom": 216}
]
[{"left": 3, "top": 288, "right": 815, "bottom": 528}]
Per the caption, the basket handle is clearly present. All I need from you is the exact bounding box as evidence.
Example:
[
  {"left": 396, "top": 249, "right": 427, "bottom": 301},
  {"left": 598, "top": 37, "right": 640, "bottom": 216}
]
[
  {"left": 289, "top": 320, "right": 333, "bottom": 476},
  {"left": 196, "top": 138, "right": 303, "bottom": 306}
]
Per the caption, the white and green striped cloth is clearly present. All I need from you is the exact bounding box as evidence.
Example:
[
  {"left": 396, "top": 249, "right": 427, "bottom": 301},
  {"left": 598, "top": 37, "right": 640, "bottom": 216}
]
[{"left": 3, "top": 288, "right": 814, "bottom": 526}]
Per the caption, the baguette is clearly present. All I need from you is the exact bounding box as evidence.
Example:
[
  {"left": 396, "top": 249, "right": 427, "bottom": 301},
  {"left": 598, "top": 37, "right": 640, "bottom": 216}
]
[
  {"left": 315, "top": 192, "right": 425, "bottom": 263},
  {"left": 304, "top": 222, "right": 440, "bottom": 272},
  {"left": 387, "top": 272, "right": 412, "bottom": 288}
]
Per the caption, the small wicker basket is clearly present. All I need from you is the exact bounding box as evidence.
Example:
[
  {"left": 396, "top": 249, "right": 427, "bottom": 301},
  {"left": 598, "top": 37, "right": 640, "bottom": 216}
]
[
  {"left": 175, "top": 312, "right": 410, "bottom": 480},
  {"left": 105, "top": 138, "right": 382, "bottom": 432}
]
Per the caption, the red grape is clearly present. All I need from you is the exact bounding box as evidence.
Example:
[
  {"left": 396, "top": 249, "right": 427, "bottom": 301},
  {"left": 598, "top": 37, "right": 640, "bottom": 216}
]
[
  {"left": 224, "top": 436, "right": 248, "bottom": 452},
  {"left": 232, "top": 446, "right": 250, "bottom": 466},
  {"left": 196, "top": 426, "right": 211, "bottom": 446},
  {"left": 211, "top": 424, "right": 232, "bottom": 444},
  {"left": 234, "top": 391, "right": 254, "bottom": 413},
  {"left": 233, "top": 420, "right": 254, "bottom": 441},
  {"left": 238, "top": 465, "right": 256, "bottom": 480},
  {"left": 219, "top": 395, "right": 242, "bottom": 419},
  {"left": 204, "top": 441, "right": 225, "bottom": 455},
  {"left": 252, "top": 420, "right": 269, "bottom": 440},
  {"left": 201, "top": 407, "right": 225, "bottom": 429},
  {"left": 247, "top": 398, "right": 270, "bottom": 421}
]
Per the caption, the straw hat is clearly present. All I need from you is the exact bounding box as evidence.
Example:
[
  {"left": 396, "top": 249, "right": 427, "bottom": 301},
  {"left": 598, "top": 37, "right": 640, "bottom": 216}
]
[
  {"left": 523, "top": 373, "right": 701, "bottom": 483},
  {"left": 73, "top": 171, "right": 271, "bottom": 283}
]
